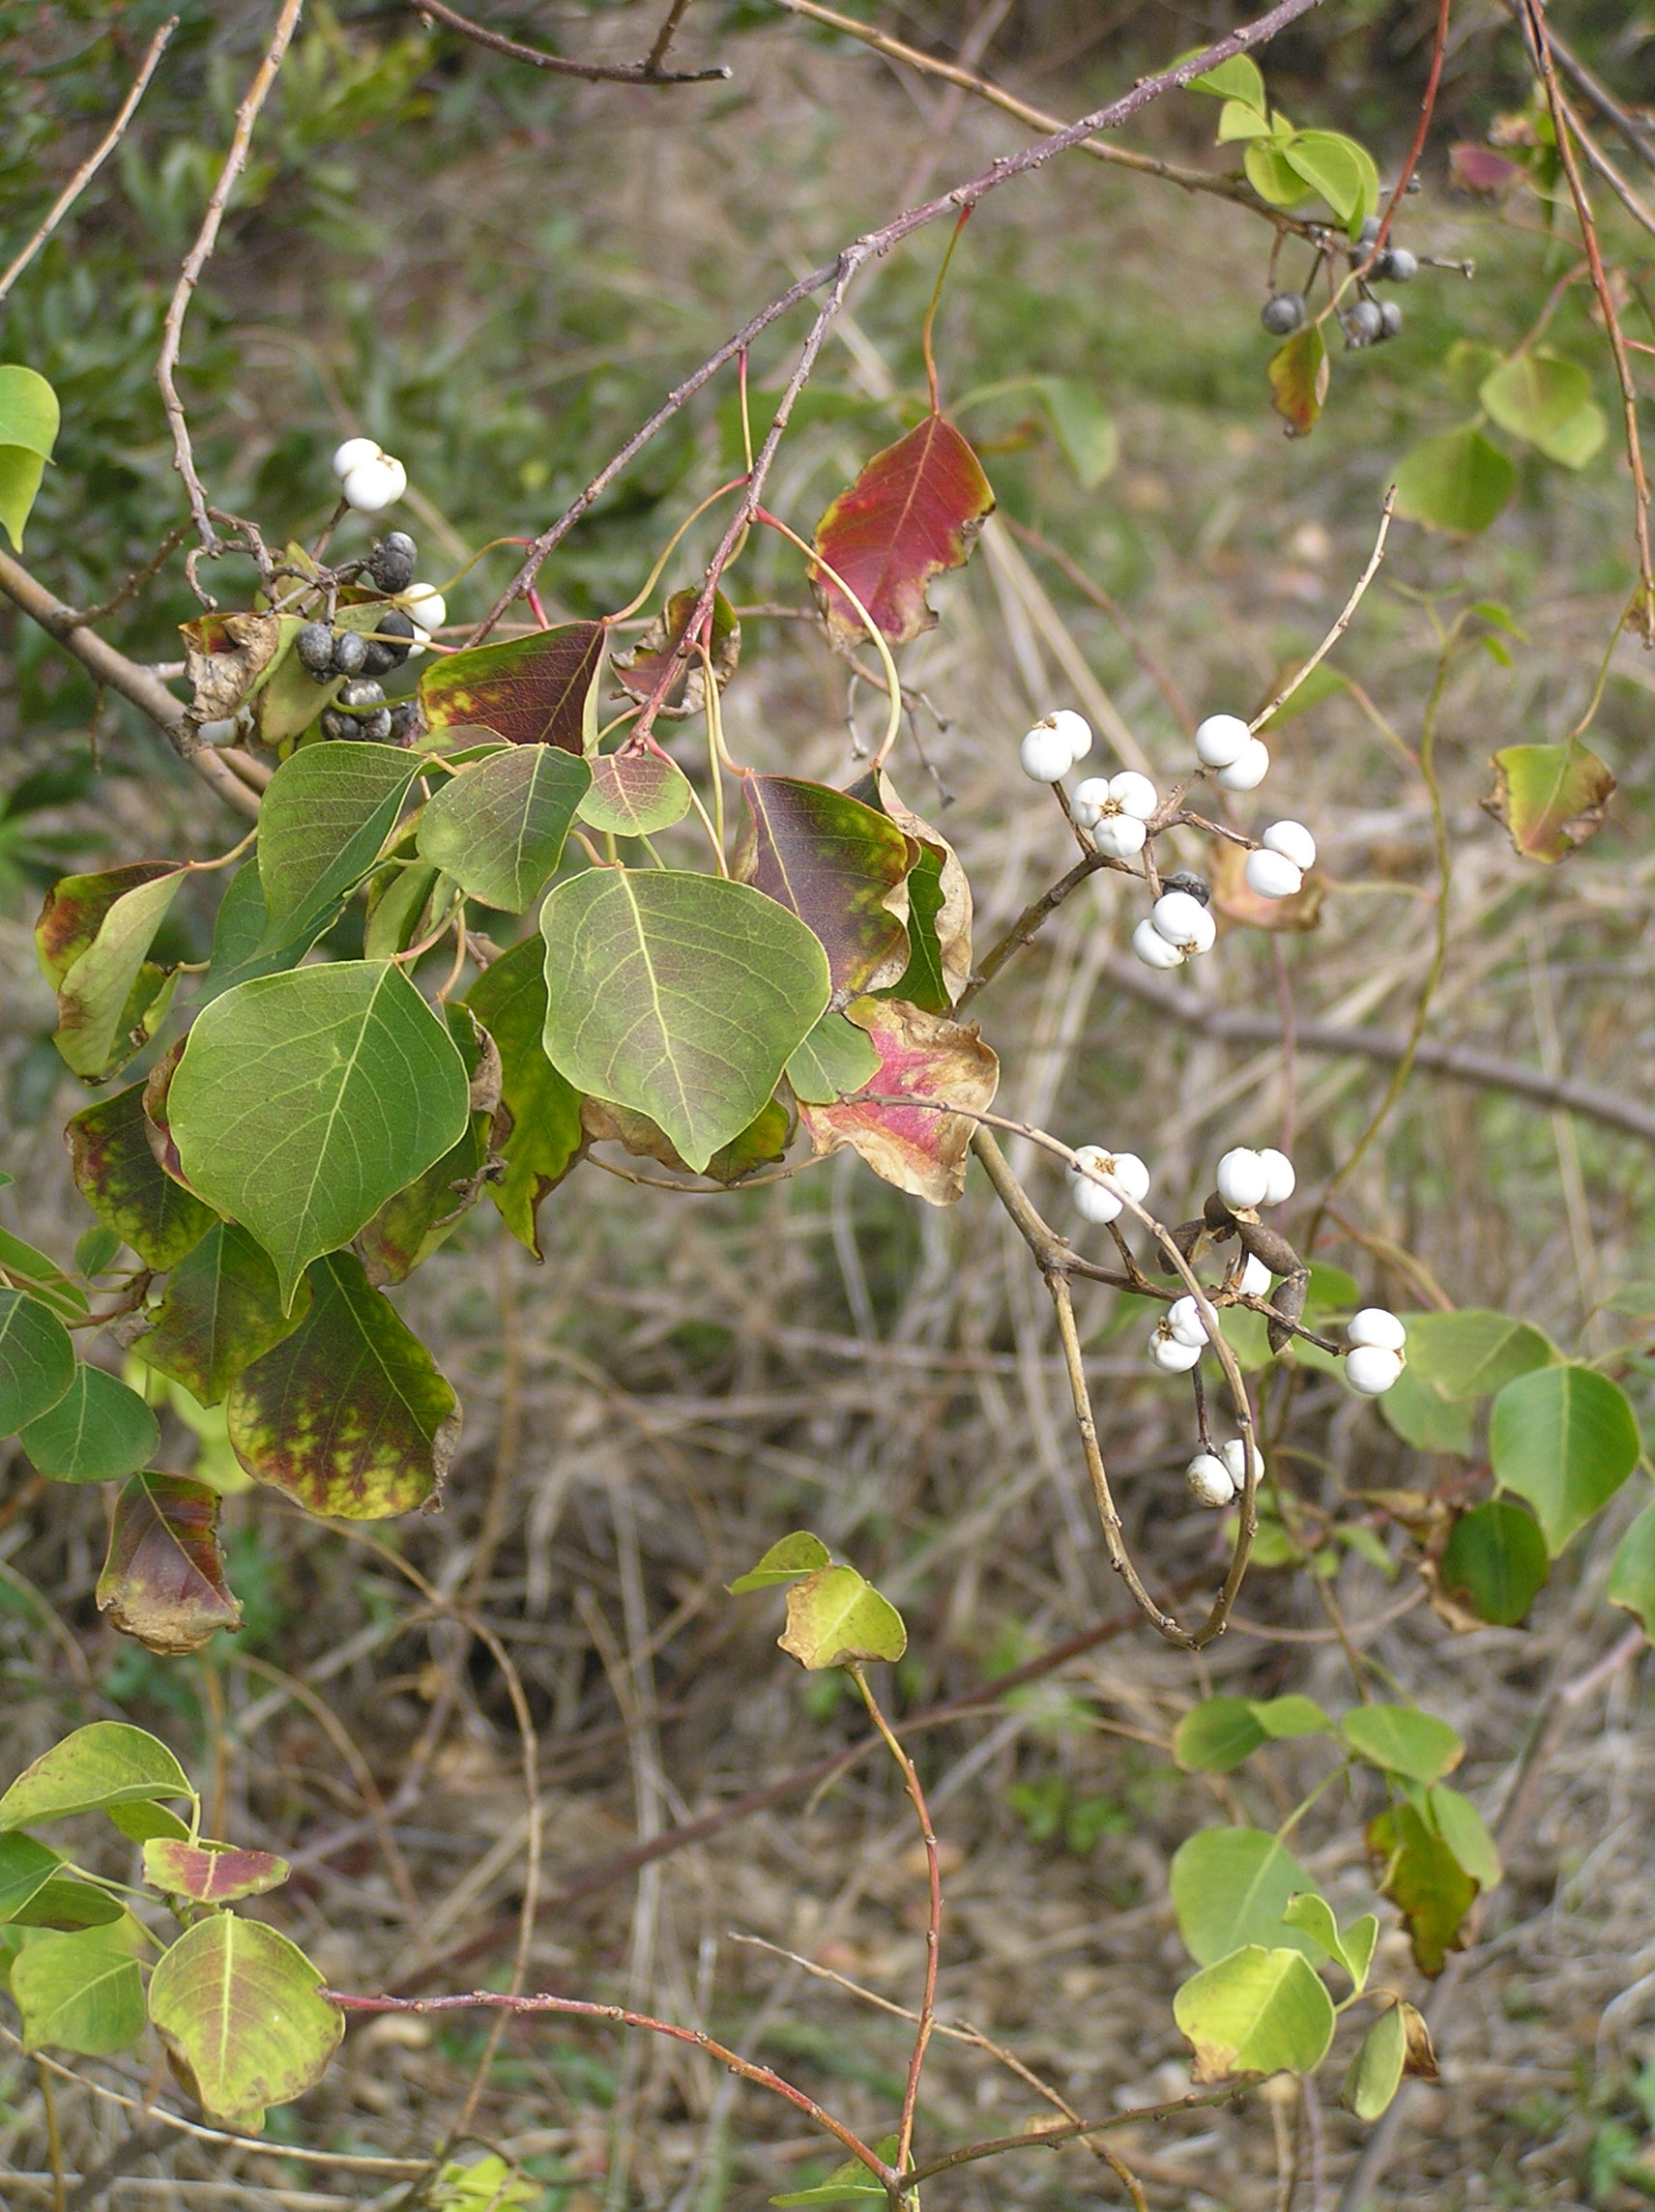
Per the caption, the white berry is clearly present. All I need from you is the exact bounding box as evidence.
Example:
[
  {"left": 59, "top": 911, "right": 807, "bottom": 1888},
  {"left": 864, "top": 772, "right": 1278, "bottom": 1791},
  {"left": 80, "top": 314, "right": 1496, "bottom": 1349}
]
[
  {"left": 1245, "top": 849, "right": 1303, "bottom": 901},
  {"left": 1263, "top": 819, "right": 1317, "bottom": 871},
  {"left": 1100, "top": 1150, "right": 1149, "bottom": 1204},
  {"left": 1346, "top": 1344, "right": 1404, "bottom": 1396},
  {"left": 1195, "top": 713, "right": 1250, "bottom": 769},
  {"left": 1133, "top": 917, "right": 1185, "bottom": 970},
  {"left": 1067, "top": 1146, "right": 1123, "bottom": 1225},
  {"left": 332, "top": 436, "right": 382, "bottom": 480},
  {"left": 1151, "top": 1329, "right": 1203, "bottom": 1374},
  {"left": 1216, "top": 1147, "right": 1270, "bottom": 1211},
  {"left": 342, "top": 454, "right": 408, "bottom": 513},
  {"left": 1054, "top": 709, "right": 1093, "bottom": 764},
  {"left": 401, "top": 583, "right": 447, "bottom": 643},
  {"left": 1020, "top": 720, "right": 1074, "bottom": 783},
  {"left": 1167, "top": 1295, "right": 1207, "bottom": 1348},
  {"left": 1186, "top": 1452, "right": 1235, "bottom": 1508},
  {"left": 1348, "top": 1307, "right": 1407, "bottom": 1353},
  {"left": 1222, "top": 1437, "right": 1263, "bottom": 1488},
  {"left": 1216, "top": 738, "right": 1270, "bottom": 792},
  {"left": 1094, "top": 815, "right": 1147, "bottom": 859},
  {"left": 1257, "top": 1148, "right": 1295, "bottom": 1206},
  {"left": 1110, "top": 771, "right": 1158, "bottom": 820},
  {"left": 1071, "top": 777, "right": 1110, "bottom": 829},
  {"left": 1239, "top": 1252, "right": 1273, "bottom": 1297},
  {"left": 1151, "top": 890, "right": 1215, "bottom": 955}
]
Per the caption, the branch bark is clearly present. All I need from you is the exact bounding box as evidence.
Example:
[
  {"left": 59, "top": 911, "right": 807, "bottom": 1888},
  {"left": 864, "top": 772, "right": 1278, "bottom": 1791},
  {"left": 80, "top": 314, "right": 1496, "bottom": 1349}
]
[{"left": 411, "top": 0, "right": 730, "bottom": 85}]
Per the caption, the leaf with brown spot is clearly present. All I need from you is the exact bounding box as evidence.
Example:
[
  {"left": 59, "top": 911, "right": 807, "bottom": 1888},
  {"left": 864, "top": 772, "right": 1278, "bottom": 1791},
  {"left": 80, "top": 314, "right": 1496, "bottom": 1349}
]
[
  {"left": 580, "top": 1092, "right": 793, "bottom": 1184},
  {"left": 1207, "top": 839, "right": 1324, "bottom": 933},
  {"left": 1365, "top": 1801, "right": 1478, "bottom": 1976},
  {"left": 797, "top": 998, "right": 998, "bottom": 1206},
  {"left": 137, "top": 1222, "right": 310, "bottom": 1408},
  {"left": 46, "top": 868, "right": 186, "bottom": 1083},
  {"left": 847, "top": 771, "right": 972, "bottom": 1009},
  {"left": 733, "top": 776, "right": 917, "bottom": 995},
  {"left": 707, "top": 1095, "right": 795, "bottom": 1183},
  {"left": 612, "top": 590, "right": 740, "bottom": 720},
  {"left": 811, "top": 415, "right": 995, "bottom": 653},
  {"left": 1483, "top": 738, "right": 1614, "bottom": 863},
  {"left": 66, "top": 1082, "right": 217, "bottom": 1271},
  {"left": 37, "top": 865, "right": 177, "bottom": 990},
  {"left": 580, "top": 1096, "right": 686, "bottom": 1171},
  {"left": 180, "top": 612, "right": 284, "bottom": 727},
  {"left": 226, "top": 1251, "right": 460, "bottom": 1518},
  {"left": 96, "top": 1475, "right": 243, "bottom": 1655},
  {"left": 419, "top": 620, "right": 606, "bottom": 751},
  {"left": 1268, "top": 324, "right": 1329, "bottom": 440},
  {"left": 141, "top": 1840, "right": 289, "bottom": 1905}
]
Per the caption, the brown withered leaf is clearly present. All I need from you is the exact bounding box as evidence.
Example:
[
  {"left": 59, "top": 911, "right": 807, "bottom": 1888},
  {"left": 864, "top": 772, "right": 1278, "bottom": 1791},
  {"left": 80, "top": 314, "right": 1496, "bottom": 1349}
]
[
  {"left": 97, "top": 1474, "right": 242, "bottom": 1655},
  {"left": 612, "top": 590, "right": 740, "bottom": 720},
  {"left": 181, "top": 612, "right": 284, "bottom": 728},
  {"left": 1268, "top": 324, "right": 1329, "bottom": 441},
  {"left": 798, "top": 998, "right": 998, "bottom": 1206},
  {"left": 1398, "top": 2000, "right": 1438, "bottom": 2081},
  {"left": 1208, "top": 838, "right": 1324, "bottom": 934}
]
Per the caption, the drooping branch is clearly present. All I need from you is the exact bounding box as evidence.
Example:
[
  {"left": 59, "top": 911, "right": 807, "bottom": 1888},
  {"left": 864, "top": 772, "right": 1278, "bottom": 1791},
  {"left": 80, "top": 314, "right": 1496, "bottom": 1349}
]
[{"left": 409, "top": 0, "right": 731, "bottom": 85}]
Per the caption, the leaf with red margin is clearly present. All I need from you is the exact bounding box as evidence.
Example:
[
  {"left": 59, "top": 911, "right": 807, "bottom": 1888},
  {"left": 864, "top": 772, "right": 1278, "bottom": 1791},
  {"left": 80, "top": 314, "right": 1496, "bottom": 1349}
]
[
  {"left": 1483, "top": 739, "right": 1614, "bottom": 863},
  {"left": 36, "top": 865, "right": 177, "bottom": 990},
  {"left": 226, "top": 1251, "right": 460, "bottom": 1518},
  {"left": 847, "top": 771, "right": 972, "bottom": 1010},
  {"left": 419, "top": 620, "right": 605, "bottom": 751},
  {"left": 733, "top": 776, "right": 917, "bottom": 995},
  {"left": 66, "top": 1083, "right": 217, "bottom": 1271},
  {"left": 612, "top": 590, "right": 740, "bottom": 720},
  {"left": 96, "top": 1475, "right": 243, "bottom": 1656},
  {"left": 1268, "top": 325, "right": 1329, "bottom": 441},
  {"left": 141, "top": 1840, "right": 289, "bottom": 1905},
  {"left": 811, "top": 415, "right": 995, "bottom": 653},
  {"left": 797, "top": 997, "right": 998, "bottom": 1206}
]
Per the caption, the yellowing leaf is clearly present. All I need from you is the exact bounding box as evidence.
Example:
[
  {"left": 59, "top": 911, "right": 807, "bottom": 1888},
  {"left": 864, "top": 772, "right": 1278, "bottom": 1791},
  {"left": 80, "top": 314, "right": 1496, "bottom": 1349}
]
[
  {"left": 1484, "top": 738, "right": 1614, "bottom": 864},
  {"left": 777, "top": 1564, "right": 906, "bottom": 1670},
  {"left": 1174, "top": 1946, "right": 1335, "bottom": 2081}
]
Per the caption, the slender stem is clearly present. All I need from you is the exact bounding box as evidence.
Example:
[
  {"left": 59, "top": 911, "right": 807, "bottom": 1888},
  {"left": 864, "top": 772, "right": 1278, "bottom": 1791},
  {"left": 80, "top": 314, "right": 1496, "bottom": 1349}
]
[
  {"left": 849, "top": 1668, "right": 940, "bottom": 2183},
  {"left": 902, "top": 2088, "right": 1246, "bottom": 2190},
  {"left": 1250, "top": 491, "right": 1394, "bottom": 733},
  {"left": 409, "top": 0, "right": 730, "bottom": 84},
  {"left": 920, "top": 207, "right": 973, "bottom": 415},
  {"left": 757, "top": 506, "right": 903, "bottom": 763},
  {"left": 1371, "top": 0, "right": 1450, "bottom": 255}
]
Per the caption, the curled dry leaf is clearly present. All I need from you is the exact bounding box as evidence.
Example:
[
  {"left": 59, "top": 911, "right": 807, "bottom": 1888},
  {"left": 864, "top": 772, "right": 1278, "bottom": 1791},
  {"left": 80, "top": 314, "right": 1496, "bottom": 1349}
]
[
  {"left": 181, "top": 611, "right": 284, "bottom": 728},
  {"left": 96, "top": 1474, "right": 243, "bottom": 1656},
  {"left": 1483, "top": 738, "right": 1614, "bottom": 864},
  {"left": 1208, "top": 838, "right": 1323, "bottom": 933},
  {"left": 797, "top": 997, "right": 998, "bottom": 1207},
  {"left": 1267, "top": 324, "right": 1329, "bottom": 441},
  {"left": 848, "top": 770, "right": 972, "bottom": 1008},
  {"left": 612, "top": 589, "right": 740, "bottom": 719}
]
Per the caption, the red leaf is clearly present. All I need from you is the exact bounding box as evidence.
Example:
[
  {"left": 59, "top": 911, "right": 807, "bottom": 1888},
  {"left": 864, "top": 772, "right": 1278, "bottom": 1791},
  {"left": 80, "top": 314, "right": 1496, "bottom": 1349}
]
[
  {"left": 97, "top": 1474, "right": 242, "bottom": 1656},
  {"left": 797, "top": 997, "right": 998, "bottom": 1206},
  {"left": 811, "top": 415, "right": 995, "bottom": 652},
  {"left": 1449, "top": 143, "right": 1524, "bottom": 195},
  {"left": 143, "top": 1840, "right": 289, "bottom": 1904},
  {"left": 419, "top": 620, "right": 605, "bottom": 750},
  {"left": 733, "top": 775, "right": 918, "bottom": 994}
]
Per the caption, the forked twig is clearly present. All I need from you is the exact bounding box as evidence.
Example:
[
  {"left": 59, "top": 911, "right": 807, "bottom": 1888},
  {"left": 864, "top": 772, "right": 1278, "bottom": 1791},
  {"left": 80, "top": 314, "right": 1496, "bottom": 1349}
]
[{"left": 411, "top": 0, "right": 730, "bottom": 84}]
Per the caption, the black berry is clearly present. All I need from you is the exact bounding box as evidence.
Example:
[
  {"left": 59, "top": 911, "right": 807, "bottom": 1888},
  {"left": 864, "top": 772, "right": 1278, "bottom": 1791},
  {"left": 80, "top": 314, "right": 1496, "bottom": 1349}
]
[
  {"left": 320, "top": 707, "right": 354, "bottom": 741},
  {"left": 1261, "top": 292, "right": 1305, "bottom": 336},
  {"left": 296, "top": 621, "right": 334, "bottom": 679},
  {"left": 1378, "top": 300, "right": 1404, "bottom": 340},
  {"left": 359, "top": 708, "right": 393, "bottom": 742},
  {"left": 361, "top": 608, "right": 418, "bottom": 677},
  {"left": 1162, "top": 870, "right": 1211, "bottom": 907},
  {"left": 1375, "top": 247, "right": 1417, "bottom": 283},
  {"left": 338, "top": 678, "right": 386, "bottom": 710},
  {"left": 369, "top": 532, "right": 419, "bottom": 595},
  {"left": 1355, "top": 214, "right": 1381, "bottom": 250},
  {"left": 1345, "top": 300, "right": 1383, "bottom": 345},
  {"left": 387, "top": 701, "right": 421, "bottom": 745},
  {"left": 331, "top": 628, "right": 367, "bottom": 678}
]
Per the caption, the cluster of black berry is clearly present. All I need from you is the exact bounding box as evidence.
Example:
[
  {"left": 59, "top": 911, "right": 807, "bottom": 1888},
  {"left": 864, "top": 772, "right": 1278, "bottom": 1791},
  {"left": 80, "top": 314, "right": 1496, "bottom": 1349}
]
[
  {"left": 1260, "top": 215, "right": 1417, "bottom": 349},
  {"left": 296, "top": 533, "right": 423, "bottom": 742}
]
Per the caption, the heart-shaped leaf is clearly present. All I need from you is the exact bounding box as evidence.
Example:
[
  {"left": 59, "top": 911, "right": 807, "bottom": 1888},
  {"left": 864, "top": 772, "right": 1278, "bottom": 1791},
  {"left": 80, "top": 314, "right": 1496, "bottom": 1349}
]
[
  {"left": 256, "top": 742, "right": 421, "bottom": 953},
  {"left": 147, "top": 1914, "right": 343, "bottom": 2131},
  {"left": 1479, "top": 351, "right": 1595, "bottom": 460},
  {"left": 416, "top": 743, "right": 590, "bottom": 911},
  {"left": 1437, "top": 1498, "right": 1549, "bottom": 1626},
  {"left": 168, "top": 962, "right": 472, "bottom": 1311},
  {"left": 466, "top": 938, "right": 585, "bottom": 1258},
  {"left": 227, "top": 1252, "right": 460, "bottom": 1518},
  {"left": 730, "top": 1530, "right": 831, "bottom": 1593},
  {"left": 1392, "top": 428, "right": 1515, "bottom": 535},
  {"left": 734, "top": 776, "right": 917, "bottom": 994},
  {"left": 612, "top": 589, "right": 740, "bottom": 719},
  {"left": 1367, "top": 1801, "right": 1477, "bottom": 1975},
  {"left": 358, "top": 1010, "right": 497, "bottom": 1283},
  {"left": 0, "top": 364, "right": 59, "bottom": 551},
  {"left": 420, "top": 620, "right": 606, "bottom": 751},
  {"left": 1340, "top": 1703, "right": 1463, "bottom": 1785},
  {"left": 811, "top": 415, "right": 995, "bottom": 652},
  {"left": 1402, "top": 1309, "right": 1554, "bottom": 1398},
  {"left": 777, "top": 1563, "right": 907, "bottom": 1670},
  {"left": 96, "top": 1474, "right": 242, "bottom": 1654},
  {"left": 21, "top": 1364, "right": 159, "bottom": 1483},
  {"left": 1170, "top": 1826, "right": 1325, "bottom": 1965},
  {"left": 1490, "top": 1362, "right": 1639, "bottom": 1554},
  {"left": 1267, "top": 324, "right": 1329, "bottom": 440},
  {"left": 11, "top": 1923, "right": 145, "bottom": 2056},
  {"left": 577, "top": 748, "right": 694, "bottom": 837},
  {"left": 1174, "top": 1946, "right": 1336, "bottom": 2081},
  {"left": 66, "top": 1082, "right": 218, "bottom": 1271},
  {"left": 1484, "top": 739, "right": 1614, "bottom": 863},
  {"left": 142, "top": 1840, "right": 289, "bottom": 1904},
  {"left": 539, "top": 868, "right": 829, "bottom": 1173},
  {"left": 797, "top": 997, "right": 998, "bottom": 1206},
  {"left": 1186, "top": 50, "right": 1266, "bottom": 109},
  {"left": 0, "top": 1721, "right": 192, "bottom": 1830}
]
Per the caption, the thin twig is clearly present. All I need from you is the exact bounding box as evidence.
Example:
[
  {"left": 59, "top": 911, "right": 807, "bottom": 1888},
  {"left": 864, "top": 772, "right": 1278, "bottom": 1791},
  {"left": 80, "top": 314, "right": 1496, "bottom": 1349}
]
[
  {"left": 0, "top": 18, "right": 178, "bottom": 308},
  {"left": 644, "top": 0, "right": 701, "bottom": 75},
  {"left": 157, "top": 0, "right": 307, "bottom": 579},
  {"left": 411, "top": 0, "right": 729, "bottom": 83},
  {"left": 1371, "top": 0, "right": 1450, "bottom": 256},
  {"left": 1250, "top": 490, "right": 1394, "bottom": 732},
  {"left": 66, "top": 522, "right": 194, "bottom": 630}
]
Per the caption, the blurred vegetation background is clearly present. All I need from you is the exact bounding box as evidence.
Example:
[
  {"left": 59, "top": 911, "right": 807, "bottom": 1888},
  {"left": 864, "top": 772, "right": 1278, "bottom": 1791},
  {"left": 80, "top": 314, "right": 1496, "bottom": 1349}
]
[{"left": 5, "top": 2, "right": 1655, "bottom": 2205}]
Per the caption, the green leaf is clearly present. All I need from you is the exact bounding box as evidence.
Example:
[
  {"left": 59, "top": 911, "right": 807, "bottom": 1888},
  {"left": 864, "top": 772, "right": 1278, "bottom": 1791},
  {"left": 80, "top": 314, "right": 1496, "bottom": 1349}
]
[
  {"left": 358, "top": 1106, "right": 492, "bottom": 1283},
  {"left": 1281, "top": 1893, "right": 1347, "bottom": 1973},
  {"left": 771, "top": 2156, "right": 886, "bottom": 2208},
  {"left": 11, "top": 1924, "right": 145, "bottom": 2055},
  {"left": 417, "top": 744, "right": 591, "bottom": 912},
  {"left": 0, "top": 1721, "right": 191, "bottom": 1830},
  {"left": 465, "top": 937, "right": 585, "bottom": 1259},
  {"left": 577, "top": 749, "right": 694, "bottom": 837},
  {"left": 1175, "top": 1697, "right": 1264, "bottom": 1774},
  {"left": 138, "top": 1221, "right": 310, "bottom": 1408},
  {"left": 1485, "top": 739, "right": 1614, "bottom": 864},
  {"left": 1187, "top": 52, "right": 1266, "bottom": 111},
  {"left": 0, "top": 1291, "right": 75, "bottom": 1434},
  {"left": 1169, "top": 1827, "right": 1324, "bottom": 1966},
  {"left": 1267, "top": 323, "right": 1329, "bottom": 440},
  {"left": 363, "top": 859, "right": 442, "bottom": 960},
  {"left": 20, "top": 1364, "right": 159, "bottom": 1483},
  {"left": 1437, "top": 1498, "right": 1549, "bottom": 1625},
  {"left": 168, "top": 962, "right": 472, "bottom": 1311},
  {"left": 729, "top": 1530, "right": 831, "bottom": 1593},
  {"left": 0, "top": 1227, "right": 86, "bottom": 1322},
  {"left": 227, "top": 1252, "right": 460, "bottom": 1518},
  {"left": 1378, "top": 1365, "right": 1478, "bottom": 1455},
  {"left": 1244, "top": 139, "right": 1311, "bottom": 208},
  {"left": 1343, "top": 2001, "right": 1407, "bottom": 2120},
  {"left": 777, "top": 1564, "right": 907, "bottom": 1670},
  {"left": 1251, "top": 1695, "right": 1334, "bottom": 1741},
  {"left": 1403, "top": 1309, "right": 1553, "bottom": 1400},
  {"left": 201, "top": 860, "right": 334, "bottom": 1002},
  {"left": 10, "top": 1877, "right": 126, "bottom": 1930},
  {"left": 420, "top": 620, "right": 606, "bottom": 752},
  {"left": 1427, "top": 1784, "right": 1502, "bottom": 1890},
  {"left": 1283, "top": 130, "right": 1373, "bottom": 225},
  {"left": 1608, "top": 1495, "right": 1655, "bottom": 1636},
  {"left": 1391, "top": 428, "right": 1515, "bottom": 535},
  {"left": 97, "top": 1473, "right": 243, "bottom": 1654},
  {"left": 704, "top": 1094, "right": 794, "bottom": 1184},
  {"left": 1217, "top": 99, "right": 1275, "bottom": 141},
  {"left": 540, "top": 868, "right": 830, "bottom": 1174},
  {"left": 1340, "top": 1914, "right": 1380, "bottom": 1994},
  {"left": 142, "top": 1839, "right": 289, "bottom": 1904},
  {"left": 1538, "top": 402, "right": 1607, "bottom": 469},
  {"left": 0, "top": 1834, "right": 64, "bottom": 1923},
  {"left": 0, "top": 364, "right": 59, "bottom": 550},
  {"left": 1490, "top": 1363, "right": 1639, "bottom": 1554},
  {"left": 147, "top": 1914, "right": 344, "bottom": 2131},
  {"left": 786, "top": 1010, "right": 882, "bottom": 1104},
  {"left": 734, "top": 776, "right": 916, "bottom": 995},
  {"left": 256, "top": 743, "right": 420, "bottom": 954},
  {"left": 47, "top": 867, "right": 183, "bottom": 1081},
  {"left": 850, "top": 771, "right": 971, "bottom": 1012},
  {"left": 66, "top": 1082, "right": 217, "bottom": 1271},
  {"left": 1174, "top": 1946, "right": 1336, "bottom": 2081},
  {"left": 106, "top": 1799, "right": 190, "bottom": 1844},
  {"left": 1027, "top": 377, "right": 1118, "bottom": 488},
  {"left": 1340, "top": 1703, "right": 1463, "bottom": 1785},
  {"left": 1479, "top": 351, "right": 1594, "bottom": 460},
  {"left": 1367, "top": 1801, "right": 1477, "bottom": 1976}
]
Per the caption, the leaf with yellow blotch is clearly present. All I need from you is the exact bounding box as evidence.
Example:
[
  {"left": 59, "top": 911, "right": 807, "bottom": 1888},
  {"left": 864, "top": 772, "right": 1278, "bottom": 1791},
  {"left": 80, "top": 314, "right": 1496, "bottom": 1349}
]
[
  {"left": 778, "top": 1564, "right": 907, "bottom": 1671},
  {"left": 1483, "top": 738, "right": 1614, "bottom": 863},
  {"left": 811, "top": 416, "right": 995, "bottom": 653},
  {"left": 797, "top": 998, "right": 998, "bottom": 1206},
  {"left": 420, "top": 621, "right": 605, "bottom": 751},
  {"left": 1267, "top": 324, "right": 1328, "bottom": 439}
]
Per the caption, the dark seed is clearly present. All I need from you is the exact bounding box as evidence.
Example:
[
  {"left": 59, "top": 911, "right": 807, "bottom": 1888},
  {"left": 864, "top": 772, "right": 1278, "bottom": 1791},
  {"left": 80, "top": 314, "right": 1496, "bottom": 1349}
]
[
  {"left": 1163, "top": 870, "right": 1210, "bottom": 907},
  {"left": 331, "top": 628, "right": 367, "bottom": 677},
  {"left": 369, "top": 532, "right": 419, "bottom": 595}
]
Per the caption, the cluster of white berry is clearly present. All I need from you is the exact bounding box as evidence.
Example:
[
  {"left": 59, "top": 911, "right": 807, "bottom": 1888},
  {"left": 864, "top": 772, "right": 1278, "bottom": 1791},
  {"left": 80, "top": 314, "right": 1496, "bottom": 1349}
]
[
  {"left": 1065, "top": 1144, "right": 1149, "bottom": 1225},
  {"left": 333, "top": 437, "right": 408, "bottom": 515},
  {"left": 1193, "top": 713, "right": 1269, "bottom": 792},
  {"left": 1344, "top": 1307, "right": 1408, "bottom": 1396},
  {"left": 1186, "top": 1437, "right": 1261, "bottom": 1508},
  {"left": 1145, "top": 1145, "right": 1295, "bottom": 1374}
]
